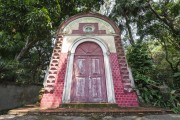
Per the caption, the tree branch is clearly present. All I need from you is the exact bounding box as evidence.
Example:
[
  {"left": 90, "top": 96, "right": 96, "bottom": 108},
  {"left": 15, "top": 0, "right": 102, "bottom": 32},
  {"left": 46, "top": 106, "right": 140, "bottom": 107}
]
[
  {"left": 161, "top": 38, "right": 175, "bottom": 72},
  {"left": 148, "top": 83, "right": 160, "bottom": 89},
  {"left": 15, "top": 36, "right": 37, "bottom": 61},
  {"left": 175, "top": 59, "right": 180, "bottom": 72},
  {"left": 147, "top": 1, "right": 179, "bottom": 36},
  {"left": 124, "top": 14, "right": 135, "bottom": 45}
]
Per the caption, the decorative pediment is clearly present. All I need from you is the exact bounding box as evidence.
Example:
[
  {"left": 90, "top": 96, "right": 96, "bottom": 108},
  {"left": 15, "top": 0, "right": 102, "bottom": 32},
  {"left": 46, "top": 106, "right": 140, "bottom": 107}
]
[{"left": 61, "top": 17, "right": 115, "bottom": 34}]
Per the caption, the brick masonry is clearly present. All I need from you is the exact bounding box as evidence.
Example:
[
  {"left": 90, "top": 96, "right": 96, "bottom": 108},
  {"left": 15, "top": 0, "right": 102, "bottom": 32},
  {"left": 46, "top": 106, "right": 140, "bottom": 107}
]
[
  {"left": 40, "top": 52, "right": 67, "bottom": 109},
  {"left": 110, "top": 53, "right": 138, "bottom": 107},
  {"left": 40, "top": 35, "right": 68, "bottom": 109},
  {"left": 114, "top": 36, "right": 133, "bottom": 92},
  {"left": 40, "top": 38, "right": 139, "bottom": 108}
]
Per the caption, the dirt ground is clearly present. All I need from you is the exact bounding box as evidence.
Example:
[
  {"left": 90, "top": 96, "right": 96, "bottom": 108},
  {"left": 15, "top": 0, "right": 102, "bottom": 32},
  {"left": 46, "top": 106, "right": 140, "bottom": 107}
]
[{"left": 0, "top": 114, "right": 180, "bottom": 120}]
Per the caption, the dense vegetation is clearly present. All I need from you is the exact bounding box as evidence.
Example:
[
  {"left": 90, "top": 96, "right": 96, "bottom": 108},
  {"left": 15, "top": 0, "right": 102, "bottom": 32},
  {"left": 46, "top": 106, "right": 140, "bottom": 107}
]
[
  {"left": 0, "top": 0, "right": 179, "bottom": 111},
  {"left": 109, "top": 0, "right": 179, "bottom": 111},
  {"left": 0, "top": 0, "right": 103, "bottom": 84}
]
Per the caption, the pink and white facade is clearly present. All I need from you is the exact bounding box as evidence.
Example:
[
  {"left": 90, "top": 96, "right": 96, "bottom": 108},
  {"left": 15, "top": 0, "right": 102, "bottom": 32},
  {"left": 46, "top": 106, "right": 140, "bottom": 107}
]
[{"left": 40, "top": 12, "right": 139, "bottom": 109}]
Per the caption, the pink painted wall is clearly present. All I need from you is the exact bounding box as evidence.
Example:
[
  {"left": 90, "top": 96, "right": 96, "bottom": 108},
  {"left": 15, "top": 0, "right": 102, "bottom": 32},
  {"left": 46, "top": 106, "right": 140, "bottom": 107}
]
[
  {"left": 40, "top": 52, "right": 139, "bottom": 108},
  {"left": 40, "top": 53, "right": 67, "bottom": 109},
  {"left": 110, "top": 53, "right": 139, "bottom": 107}
]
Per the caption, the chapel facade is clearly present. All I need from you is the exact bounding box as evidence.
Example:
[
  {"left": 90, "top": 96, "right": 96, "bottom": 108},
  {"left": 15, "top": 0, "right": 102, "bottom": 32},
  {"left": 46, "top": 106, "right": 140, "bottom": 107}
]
[{"left": 40, "top": 12, "right": 139, "bottom": 109}]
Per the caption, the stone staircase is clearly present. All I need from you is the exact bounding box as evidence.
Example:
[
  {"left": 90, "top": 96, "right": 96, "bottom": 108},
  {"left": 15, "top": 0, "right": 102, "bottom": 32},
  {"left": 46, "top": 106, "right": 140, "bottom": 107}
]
[{"left": 7, "top": 104, "right": 172, "bottom": 116}]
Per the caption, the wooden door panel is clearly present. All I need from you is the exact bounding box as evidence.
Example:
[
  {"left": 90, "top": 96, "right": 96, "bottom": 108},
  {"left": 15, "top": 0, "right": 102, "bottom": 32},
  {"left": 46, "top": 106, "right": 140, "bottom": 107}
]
[
  {"left": 91, "top": 58, "right": 100, "bottom": 75},
  {"left": 71, "top": 56, "right": 88, "bottom": 102},
  {"left": 89, "top": 56, "right": 107, "bottom": 102},
  {"left": 71, "top": 42, "right": 107, "bottom": 103},
  {"left": 75, "top": 58, "right": 87, "bottom": 75},
  {"left": 75, "top": 77, "right": 86, "bottom": 97},
  {"left": 89, "top": 77, "right": 102, "bottom": 102}
]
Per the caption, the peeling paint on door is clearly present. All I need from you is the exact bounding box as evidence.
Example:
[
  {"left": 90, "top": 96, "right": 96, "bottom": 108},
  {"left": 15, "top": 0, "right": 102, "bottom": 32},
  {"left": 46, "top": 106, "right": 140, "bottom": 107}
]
[{"left": 71, "top": 42, "right": 107, "bottom": 102}]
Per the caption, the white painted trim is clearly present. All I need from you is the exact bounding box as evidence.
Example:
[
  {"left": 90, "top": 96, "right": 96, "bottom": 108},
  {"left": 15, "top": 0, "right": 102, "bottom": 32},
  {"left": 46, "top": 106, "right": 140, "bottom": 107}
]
[
  {"left": 62, "top": 36, "right": 116, "bottom": 103},
  {"left": 62, "top": 53, "right": 74, "bottom": 103}
]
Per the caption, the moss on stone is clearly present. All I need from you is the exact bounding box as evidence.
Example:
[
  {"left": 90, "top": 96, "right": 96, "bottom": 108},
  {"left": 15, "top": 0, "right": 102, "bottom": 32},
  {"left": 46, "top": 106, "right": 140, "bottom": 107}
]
[{"left": 61, "top": 103, "right": 118, "bottom": 108}]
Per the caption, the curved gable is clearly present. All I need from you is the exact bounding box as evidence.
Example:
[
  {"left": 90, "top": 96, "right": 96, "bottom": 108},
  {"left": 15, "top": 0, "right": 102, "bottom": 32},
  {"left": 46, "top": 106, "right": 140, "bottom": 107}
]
[{"left": 57, "top": 12, "right": 120, "bottom": 35}]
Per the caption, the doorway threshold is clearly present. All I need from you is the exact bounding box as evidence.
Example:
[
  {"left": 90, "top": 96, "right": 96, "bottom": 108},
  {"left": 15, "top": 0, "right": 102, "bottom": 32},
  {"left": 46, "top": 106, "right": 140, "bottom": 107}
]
[{"left": 60, "top": 103, "right": 118, "bottom": 108}]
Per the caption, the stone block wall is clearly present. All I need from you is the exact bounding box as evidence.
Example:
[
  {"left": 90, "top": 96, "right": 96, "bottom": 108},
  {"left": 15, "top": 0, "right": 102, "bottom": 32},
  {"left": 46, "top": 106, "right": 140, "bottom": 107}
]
[{"left": 0, "top": 85, "right": 41, "bottom": 111}]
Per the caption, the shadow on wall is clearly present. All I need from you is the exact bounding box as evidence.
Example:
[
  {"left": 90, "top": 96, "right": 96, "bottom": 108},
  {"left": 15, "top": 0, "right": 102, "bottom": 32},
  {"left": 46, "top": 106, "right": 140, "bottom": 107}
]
[
  {"left": 0, "top": 85, "right": 41, "bottom": 111},
  {"left": 51, "top": 55, "right": 67, "bottom": 108},
  {"left": 40, "top": 53, "right": 67, "bottom": 109}
]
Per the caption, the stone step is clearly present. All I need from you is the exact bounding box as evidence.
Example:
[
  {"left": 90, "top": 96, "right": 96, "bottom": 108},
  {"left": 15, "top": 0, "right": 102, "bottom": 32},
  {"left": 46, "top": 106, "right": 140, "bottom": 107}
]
[
  {"left": 60, "top": 103, "right": 119, "bottom": 108},
  {"left": 7, "top": 104, "right": 173, "bottom": 116}
]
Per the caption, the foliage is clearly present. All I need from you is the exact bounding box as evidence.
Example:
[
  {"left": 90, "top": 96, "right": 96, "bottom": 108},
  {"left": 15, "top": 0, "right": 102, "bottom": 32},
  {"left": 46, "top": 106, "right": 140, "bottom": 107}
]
[
  {"left": 0, "top": 0, "right": 103, "bottom": 84},
  {"left": 109, "top": 0, "right": 180, "bottom": 110},
  {"left": 150, "top": 40, "right": 180, "bottom": 87},
  {"left": 126, "top": 42, "right": 179, "bottom": 109},
  {"left": 127, "top": 43, "right": 152, "bottom": 74},
  {"left": 0, "top": 0, "right": 58, "bottom": 84},
  {"left": 172, "top": 106, "right": 180, "bottom": 114},
  {"left": 127, "top": 43, "right": 155, "bottom": 103}
]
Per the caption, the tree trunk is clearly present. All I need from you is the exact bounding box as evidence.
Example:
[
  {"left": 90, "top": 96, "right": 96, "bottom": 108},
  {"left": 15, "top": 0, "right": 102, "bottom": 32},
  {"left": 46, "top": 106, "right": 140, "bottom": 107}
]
[
  {"left": 15, "top": 37, "right": 36, "bottom": 61},
  {"left": 124, "top": 14, "right": 135, "bottom": 45}
]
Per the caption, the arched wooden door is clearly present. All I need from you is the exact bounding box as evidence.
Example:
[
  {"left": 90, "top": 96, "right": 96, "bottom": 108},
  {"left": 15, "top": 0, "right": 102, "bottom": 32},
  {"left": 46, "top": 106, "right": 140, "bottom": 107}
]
[{"left": 71, "top": 42, "right": 107, "bottom": 102}]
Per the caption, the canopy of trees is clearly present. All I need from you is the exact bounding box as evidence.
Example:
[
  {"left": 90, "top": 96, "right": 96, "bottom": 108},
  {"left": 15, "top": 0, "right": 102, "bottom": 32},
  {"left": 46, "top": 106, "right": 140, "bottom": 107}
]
[
  {"left": 0, "top": 0, "right": 103, "bottom": 84},
  {"left": 0, "top": 0, "right": 179, "bottom": 112},
  {"left": 109, "top": 0, "right": 179, "bottom": 111}
]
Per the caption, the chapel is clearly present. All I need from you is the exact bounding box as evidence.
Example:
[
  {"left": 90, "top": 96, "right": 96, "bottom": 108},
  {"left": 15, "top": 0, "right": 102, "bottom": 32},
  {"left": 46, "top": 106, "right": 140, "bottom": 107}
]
[{"left": 40, "top": 12, "right": 139, "bottom": 109}]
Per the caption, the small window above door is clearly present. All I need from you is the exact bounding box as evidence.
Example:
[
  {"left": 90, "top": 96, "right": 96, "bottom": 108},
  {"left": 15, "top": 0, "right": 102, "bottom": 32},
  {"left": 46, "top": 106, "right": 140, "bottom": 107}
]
[{"left": 83, "top": 25, "right": 95, "bottom": 33}]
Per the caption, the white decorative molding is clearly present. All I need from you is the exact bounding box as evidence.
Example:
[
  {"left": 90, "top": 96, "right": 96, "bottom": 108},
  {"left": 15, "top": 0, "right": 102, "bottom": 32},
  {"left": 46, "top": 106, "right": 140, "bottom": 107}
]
[
  {"left": 61, "top": 36, "right": 117, "bottom": 53},
  {"left": 62, "top": 17, "right": 115, "bottom": 34},
  {"left": 62, "top": 36, "right": 116, "bottom": 103}
]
